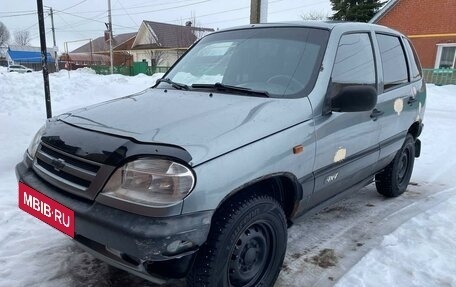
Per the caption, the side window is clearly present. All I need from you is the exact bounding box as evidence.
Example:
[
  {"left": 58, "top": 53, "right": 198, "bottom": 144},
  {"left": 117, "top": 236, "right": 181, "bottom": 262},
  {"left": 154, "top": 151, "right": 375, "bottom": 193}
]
[
  {"left": 403, "top": 38, "right": 422, "bottom": 81},
  {"left": 331, "top": 33, "right": 376, "bottom": 97},
  {"left": 376, "top": 34, "right": 409, "bottom": 89}
]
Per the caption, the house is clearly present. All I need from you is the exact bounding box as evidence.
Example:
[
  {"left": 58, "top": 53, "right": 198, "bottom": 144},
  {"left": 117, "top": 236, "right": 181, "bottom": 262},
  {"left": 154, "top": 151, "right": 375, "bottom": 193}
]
[
  {"left": 68, "top": 32, "right": 136, "bottom": 66},
  {"left": 70, "top": 21, "right": 214, "bottom": 69},
  {"left": 6, "top": 45, "right": 55, "bottom": 68},
  {"left": 124, "top": 21, "right": 214, "bottom": 67},
  {"left": 370, "top": 0, "right": 456, "bottom": 69}
]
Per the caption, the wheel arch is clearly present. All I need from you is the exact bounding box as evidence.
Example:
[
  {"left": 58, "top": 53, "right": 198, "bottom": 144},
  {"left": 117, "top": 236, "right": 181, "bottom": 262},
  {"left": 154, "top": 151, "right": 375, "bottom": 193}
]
[{"left": 214, "top": 172, "right": 304, "bottom": 222}]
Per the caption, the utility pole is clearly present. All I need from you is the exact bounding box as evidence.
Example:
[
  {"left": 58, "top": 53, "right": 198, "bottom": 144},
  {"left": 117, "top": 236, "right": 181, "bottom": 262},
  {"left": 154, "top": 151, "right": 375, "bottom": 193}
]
[
  {"left": 47, "top": 7, "right": 59, "bottom": 72},
  {"left": 37, "top": 0, "right": 52, "bottom": 118},
  {"left": 250, "top": 0, "right": 268, "bottom": 24},
  {"left": 107, "top": 0, "right": 113, "bottom": 74}
]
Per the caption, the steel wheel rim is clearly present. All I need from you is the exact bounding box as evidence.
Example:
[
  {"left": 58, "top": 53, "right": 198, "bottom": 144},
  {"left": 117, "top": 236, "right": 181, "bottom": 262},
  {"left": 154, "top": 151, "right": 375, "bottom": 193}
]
[
  {"left": 397, "top": 147, "right": 411, "bottom": 184},
  {"left": 228, "top": 222, "right": 275, "bottom": 287}
]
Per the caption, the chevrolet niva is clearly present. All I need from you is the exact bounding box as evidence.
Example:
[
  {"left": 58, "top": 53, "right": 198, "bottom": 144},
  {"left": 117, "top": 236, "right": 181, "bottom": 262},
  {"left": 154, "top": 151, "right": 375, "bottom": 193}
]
[{"left": 16, "top": 21, "right": 425, "bottom": 287}]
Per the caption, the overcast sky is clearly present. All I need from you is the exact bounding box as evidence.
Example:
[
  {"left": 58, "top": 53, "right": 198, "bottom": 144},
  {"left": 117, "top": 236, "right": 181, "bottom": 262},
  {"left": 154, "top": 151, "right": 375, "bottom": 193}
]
[{"left": 0, "top": 0, "right": 332, "bottom": 51}]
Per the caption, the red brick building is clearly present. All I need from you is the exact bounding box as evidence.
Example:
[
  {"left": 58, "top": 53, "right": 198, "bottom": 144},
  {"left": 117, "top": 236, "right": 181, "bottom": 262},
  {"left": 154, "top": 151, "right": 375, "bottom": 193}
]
[{"left": 370, "top": 0, "right": 456, "bottom": 69}]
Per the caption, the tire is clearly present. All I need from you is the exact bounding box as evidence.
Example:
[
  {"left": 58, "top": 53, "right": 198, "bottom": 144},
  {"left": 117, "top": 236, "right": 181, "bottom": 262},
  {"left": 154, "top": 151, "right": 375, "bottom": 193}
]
[
  {"left": 375, "top": 134, "right": 415, "bottom": 197},
  {"left": 187, "top": 194, "right": 287, "bottom": 287}
]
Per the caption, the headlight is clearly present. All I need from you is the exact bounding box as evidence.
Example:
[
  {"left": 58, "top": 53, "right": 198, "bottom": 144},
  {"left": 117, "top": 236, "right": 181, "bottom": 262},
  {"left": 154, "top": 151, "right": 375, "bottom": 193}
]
[
  {"left": 27, "top": 125, "right": 46, "bottom": 158},
  {"left": 101, "top": 158, "right": 195, "bottom": 206}
]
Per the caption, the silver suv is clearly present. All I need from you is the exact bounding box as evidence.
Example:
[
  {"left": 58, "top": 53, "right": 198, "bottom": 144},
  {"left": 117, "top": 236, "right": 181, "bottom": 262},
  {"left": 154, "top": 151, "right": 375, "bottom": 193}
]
[{"left": 16, "top": 21, "right": 425, "bottom": 286}]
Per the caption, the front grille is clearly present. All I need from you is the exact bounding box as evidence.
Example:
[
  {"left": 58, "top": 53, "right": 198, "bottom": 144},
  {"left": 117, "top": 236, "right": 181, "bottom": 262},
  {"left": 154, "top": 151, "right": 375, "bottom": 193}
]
[{"left": 33, "top": 142, "right": 115, "bottom": 200}]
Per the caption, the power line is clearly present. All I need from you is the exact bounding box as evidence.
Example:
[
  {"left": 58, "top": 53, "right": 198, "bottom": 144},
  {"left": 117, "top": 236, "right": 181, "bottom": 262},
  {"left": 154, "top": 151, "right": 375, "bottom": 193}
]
[
  {"left": 56, "top": 11, "right": 106, "bottom": 29},
  {"left": 269, "top": 0, "right": 328, "bottom": 15},
  {"left": 54, "top": 10, "right": 137, "bottom": 30},
  {"left": 0, "top": 10, "right": 36, "bottom": 14},
  {"left": 62, "top": 0, "right": 202, "bottom": 14},
  {"left": 165, "top": 0, "right": 283, "bottom": 24},
  {"left": 59, "top": 0, "right": 88, "bottom": 12},
  {"left": 204, "top": 0, "right": 328, "bottom": 26},
  {"left": 55, "top": 13, "right": 90, "bottom": 39},
  {"left": 108, "top": 0, "right": 210, "bottom": 17},
  {"left": 115, "top": 0, "right": 139, "bottom": 27},
  {"left": 0, "top": 12, "right": 36, "bottom": 18},
  {"left": 22, "top": 15, "right": 49, "bottom": 32}
]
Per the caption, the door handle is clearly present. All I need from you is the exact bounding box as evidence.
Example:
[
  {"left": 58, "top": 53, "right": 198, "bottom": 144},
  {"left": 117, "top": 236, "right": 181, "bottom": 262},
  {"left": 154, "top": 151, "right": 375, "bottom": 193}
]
[
  {"left": 407, "top": 96, "right": 417, "bottom": 105},
  {"left": 370, "top": 109, "right": 384, "bottom": 121}
]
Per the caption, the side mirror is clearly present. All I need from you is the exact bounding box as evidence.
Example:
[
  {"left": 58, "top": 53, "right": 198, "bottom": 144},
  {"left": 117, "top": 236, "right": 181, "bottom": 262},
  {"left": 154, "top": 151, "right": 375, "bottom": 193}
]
[{"left": 331, "top": 85, "right": 377, "bottom": 113}]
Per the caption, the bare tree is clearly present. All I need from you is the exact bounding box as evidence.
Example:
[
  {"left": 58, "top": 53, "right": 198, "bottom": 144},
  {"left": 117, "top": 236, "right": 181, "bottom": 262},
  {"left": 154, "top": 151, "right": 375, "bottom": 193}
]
[
  {"left": 143, "top": 30, "right": 165, "bottom": 67},
  {"left": 151, "top": 49, "right": 165, "bottom": 66},
  {"left": 301, "top": 11, "right": 330, "bottom": 21},
  {"left": 0, "top": 21, "right": 10, "bottom": 47},
  {"left": 14, "top": 30, "right": 31, "bottom": 46},
  {"left": 187, "top": 12, "right": 211, "bottom": 40}
]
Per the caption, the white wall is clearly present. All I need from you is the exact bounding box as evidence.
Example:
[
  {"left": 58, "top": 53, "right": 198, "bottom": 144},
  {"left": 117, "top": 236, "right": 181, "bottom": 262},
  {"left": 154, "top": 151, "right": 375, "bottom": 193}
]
[{"left": 130, "top": 49, "right": 182, "bottom": 66}]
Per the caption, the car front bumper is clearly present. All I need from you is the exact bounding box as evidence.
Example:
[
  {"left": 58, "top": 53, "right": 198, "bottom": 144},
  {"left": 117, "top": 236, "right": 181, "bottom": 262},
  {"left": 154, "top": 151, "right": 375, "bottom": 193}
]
[{"left": 15, "top": 154, "right": 213, "bottom": 281}]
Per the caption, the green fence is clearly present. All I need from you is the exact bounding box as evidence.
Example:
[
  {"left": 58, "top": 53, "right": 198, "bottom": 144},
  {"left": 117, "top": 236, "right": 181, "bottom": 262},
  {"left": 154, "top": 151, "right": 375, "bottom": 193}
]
[
  {"left": 422, "top": 69, "right": 456, "bottom": 85},
  {"left": 91, "top": 64, "right": 170, "bottom": 76},
  {"left": 149, "top": 66, "right": 170, "bottom": 74},
  {"left": 91, "top": 65, "right": 132, "bottom": 76}
]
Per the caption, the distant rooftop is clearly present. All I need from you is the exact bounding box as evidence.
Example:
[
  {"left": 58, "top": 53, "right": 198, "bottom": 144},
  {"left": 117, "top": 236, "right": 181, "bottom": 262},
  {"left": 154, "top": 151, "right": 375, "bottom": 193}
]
[
  {"left": 71, "top": 32, "right": 137, "bottom": 53},
  {"left": 7, "top": 46, "right": 54, "bottom": 63}
]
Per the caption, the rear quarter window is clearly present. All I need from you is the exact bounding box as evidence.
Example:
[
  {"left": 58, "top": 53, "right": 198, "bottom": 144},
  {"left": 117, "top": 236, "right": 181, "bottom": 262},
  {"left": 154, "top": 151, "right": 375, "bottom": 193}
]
[
  {"left": 376, "top": 33, "right": 409, "bottom": 90},
  {"left": 403, "top": 38, "right": 422, "bottom": 81}
]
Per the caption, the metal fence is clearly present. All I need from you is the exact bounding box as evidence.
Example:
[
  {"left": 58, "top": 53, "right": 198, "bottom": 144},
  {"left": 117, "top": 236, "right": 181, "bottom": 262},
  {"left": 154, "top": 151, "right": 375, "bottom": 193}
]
[
  {"left": 422, "top": 69, "right": 456, "bottom": 85},
  {"left": 91, "top": 64, "right": 170, "bottom": 76}
]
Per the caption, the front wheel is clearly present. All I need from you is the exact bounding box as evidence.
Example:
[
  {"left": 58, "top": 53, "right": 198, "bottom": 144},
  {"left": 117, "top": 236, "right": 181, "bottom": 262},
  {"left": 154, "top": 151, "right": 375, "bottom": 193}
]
[
  {"left": 187, "top": 194, "right": 287, "bottom": 287},
  {"left": 375, "top": 134, "right": 416, "bottom": 197}
]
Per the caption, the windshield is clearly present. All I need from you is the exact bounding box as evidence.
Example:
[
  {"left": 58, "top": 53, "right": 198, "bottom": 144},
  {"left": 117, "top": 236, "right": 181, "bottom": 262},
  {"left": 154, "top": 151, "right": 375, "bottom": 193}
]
[{"left": 161, "top": 27, "right": 329, "bottom": 98}]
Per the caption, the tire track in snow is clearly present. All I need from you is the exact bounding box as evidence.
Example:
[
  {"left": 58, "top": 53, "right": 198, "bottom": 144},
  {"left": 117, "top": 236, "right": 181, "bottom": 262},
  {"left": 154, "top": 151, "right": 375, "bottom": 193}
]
[{"left": 276, "top": 183, "right": 456, "bottom": 287}]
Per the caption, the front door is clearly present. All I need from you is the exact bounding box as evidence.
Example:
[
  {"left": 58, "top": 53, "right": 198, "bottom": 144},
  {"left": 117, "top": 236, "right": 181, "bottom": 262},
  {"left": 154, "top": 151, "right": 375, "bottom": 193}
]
[{"left": 309, "top": 32, "right": 380, "bottom": 207}]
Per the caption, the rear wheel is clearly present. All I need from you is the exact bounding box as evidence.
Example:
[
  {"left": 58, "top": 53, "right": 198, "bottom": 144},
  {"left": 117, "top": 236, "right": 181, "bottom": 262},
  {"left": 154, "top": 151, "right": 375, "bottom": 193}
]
[
  {"left": 376, "top": 134, "right": 415, "bottom": 197},
  {"left": 187, "top": 194, "right": 287, "bottom": 287}
]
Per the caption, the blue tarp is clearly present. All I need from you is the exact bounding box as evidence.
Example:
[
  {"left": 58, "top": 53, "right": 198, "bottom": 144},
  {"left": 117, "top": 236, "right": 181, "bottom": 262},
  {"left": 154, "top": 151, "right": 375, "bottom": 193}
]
[{"left": 7, "top": 49, "right": 55, "bottom": 63}]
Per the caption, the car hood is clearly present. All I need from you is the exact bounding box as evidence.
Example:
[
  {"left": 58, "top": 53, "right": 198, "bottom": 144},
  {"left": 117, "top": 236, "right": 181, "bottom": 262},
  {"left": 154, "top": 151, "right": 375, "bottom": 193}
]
[{"left": 59, "top": 88, "right": 313, "bottom": 165}]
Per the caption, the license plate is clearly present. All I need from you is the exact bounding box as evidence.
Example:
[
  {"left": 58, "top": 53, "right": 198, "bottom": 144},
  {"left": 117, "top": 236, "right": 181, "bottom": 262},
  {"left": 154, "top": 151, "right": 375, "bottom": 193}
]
[{"left": 18, "top": 182, "right": 75, "bottom": 238}]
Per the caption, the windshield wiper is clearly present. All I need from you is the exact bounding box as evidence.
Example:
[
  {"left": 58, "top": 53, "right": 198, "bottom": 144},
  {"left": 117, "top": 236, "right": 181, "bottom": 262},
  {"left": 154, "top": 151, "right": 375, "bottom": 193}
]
[
  {"left": 156, "top": 78, "right": 189, "bottom": 90},
  {"left": 191, "top": 82, "right": 269, "bottom": 98}
]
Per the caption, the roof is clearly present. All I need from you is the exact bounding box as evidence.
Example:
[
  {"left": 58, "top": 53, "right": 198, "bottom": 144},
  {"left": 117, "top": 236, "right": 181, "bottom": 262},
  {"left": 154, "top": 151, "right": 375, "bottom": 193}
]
[
  {"left": 71, "top": 32, "right": 137, "bottom": 53},
  {"left": 217, "top": 21, "right": 390, "bottom": 32},
  {"left": 140, "top": 21, "right": 214, "bottom": 48},
  {"left": 7, "top": 47, "right": 54, "bottom": 63},
  {"left": 114, "top": 36, "right": 136, "bottom": 51},
  {"left": 369, "top": 0, "right": 400, "bottom": 23}
]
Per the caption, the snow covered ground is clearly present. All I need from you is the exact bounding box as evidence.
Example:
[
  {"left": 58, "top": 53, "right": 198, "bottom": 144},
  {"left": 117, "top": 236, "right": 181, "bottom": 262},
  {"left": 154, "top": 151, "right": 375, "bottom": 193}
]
[
  {"left": 333, "top": 85, "right": 456, "bottom": 287},
  {"left": 0, "top": 68, "right": 455, "bottom": 287}
]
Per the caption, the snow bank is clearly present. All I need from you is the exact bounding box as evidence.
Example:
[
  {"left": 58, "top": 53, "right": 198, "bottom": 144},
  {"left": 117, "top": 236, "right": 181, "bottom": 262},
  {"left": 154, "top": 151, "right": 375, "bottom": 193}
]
[
  {"left": 0, "top": 71, "right": 164, "bottom": 286},
  {"left": 0, "top": 71, "right": 163, "bottom": 175}
]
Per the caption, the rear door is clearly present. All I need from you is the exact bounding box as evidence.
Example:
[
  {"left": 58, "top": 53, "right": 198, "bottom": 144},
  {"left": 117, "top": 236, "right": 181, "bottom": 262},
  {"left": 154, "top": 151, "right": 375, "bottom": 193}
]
[
  {"left": 373, "top": 33, "right": 422, "bottom": 166},
  {"left": 309, "top": 32, "right": 380, "bottom": 207}
]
